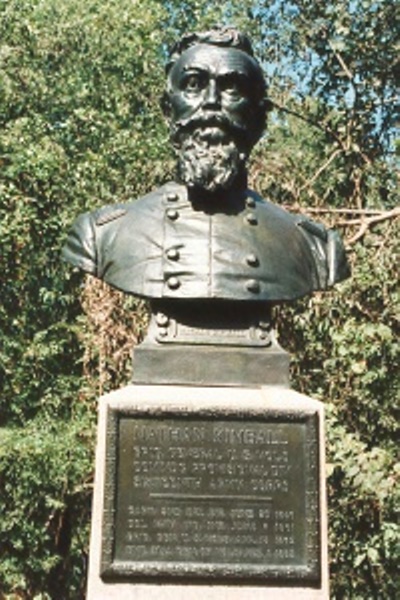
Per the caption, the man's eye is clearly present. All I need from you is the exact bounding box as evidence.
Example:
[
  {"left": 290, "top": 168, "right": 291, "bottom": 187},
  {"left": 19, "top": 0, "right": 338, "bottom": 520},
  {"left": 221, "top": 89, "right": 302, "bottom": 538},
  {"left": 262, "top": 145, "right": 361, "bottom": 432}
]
[
  {"left": 182, "top": 74, "right": 204, "bottom": 92},
  {"left": 221, "top": 75, "right": 246, "bottom": 98}
]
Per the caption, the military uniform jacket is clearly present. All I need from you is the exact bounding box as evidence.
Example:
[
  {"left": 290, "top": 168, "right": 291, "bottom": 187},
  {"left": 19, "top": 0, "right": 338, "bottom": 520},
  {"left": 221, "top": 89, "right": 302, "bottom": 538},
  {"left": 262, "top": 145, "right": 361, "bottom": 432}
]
[{"left": 62, "top": 182, "right": 349, "bottom": 301}]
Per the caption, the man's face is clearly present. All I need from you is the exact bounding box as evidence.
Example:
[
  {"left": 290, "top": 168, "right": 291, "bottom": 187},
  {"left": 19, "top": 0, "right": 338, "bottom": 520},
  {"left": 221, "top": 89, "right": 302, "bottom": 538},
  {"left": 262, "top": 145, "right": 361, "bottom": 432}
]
[
  {"left": 166, "top": 44, "right": 265, "bottom": 193},
  {"left": 167, "top": 44, "right": 265, "bottom": 152}
]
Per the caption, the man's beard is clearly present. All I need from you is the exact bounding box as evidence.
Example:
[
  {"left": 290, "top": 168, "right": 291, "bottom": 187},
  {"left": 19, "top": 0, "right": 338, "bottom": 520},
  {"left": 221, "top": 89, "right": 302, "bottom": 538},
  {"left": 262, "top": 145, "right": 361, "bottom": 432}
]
[
  {"left": 176, "top": 128, "right": 246, "bottom": 192},
  {"left": 172, "top": 114, "right": 249, "bottom": 193}
]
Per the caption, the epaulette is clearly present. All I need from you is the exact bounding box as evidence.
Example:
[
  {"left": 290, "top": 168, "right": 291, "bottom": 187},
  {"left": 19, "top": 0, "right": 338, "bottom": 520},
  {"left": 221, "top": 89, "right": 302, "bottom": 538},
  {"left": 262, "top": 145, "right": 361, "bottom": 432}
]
[
  {"left": 95, "top": 206, "right": 127, "bottom": 226},
  {"left": 297, "top": 218, "right": 328, "bottom": 242}
]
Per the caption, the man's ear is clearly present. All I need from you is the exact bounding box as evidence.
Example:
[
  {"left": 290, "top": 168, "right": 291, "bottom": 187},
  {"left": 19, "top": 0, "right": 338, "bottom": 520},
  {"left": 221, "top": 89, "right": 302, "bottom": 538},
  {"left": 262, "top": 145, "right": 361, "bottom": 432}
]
[{"left": 160, "top": 91, "right": 171, "bottom": 117}]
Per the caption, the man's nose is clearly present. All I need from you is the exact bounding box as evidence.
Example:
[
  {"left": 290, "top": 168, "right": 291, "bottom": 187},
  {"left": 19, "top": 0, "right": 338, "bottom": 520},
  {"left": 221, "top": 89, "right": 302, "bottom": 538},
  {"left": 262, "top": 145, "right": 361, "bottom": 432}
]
[{"left": 203, "top": 79, "right": 221, "bottom": 108}]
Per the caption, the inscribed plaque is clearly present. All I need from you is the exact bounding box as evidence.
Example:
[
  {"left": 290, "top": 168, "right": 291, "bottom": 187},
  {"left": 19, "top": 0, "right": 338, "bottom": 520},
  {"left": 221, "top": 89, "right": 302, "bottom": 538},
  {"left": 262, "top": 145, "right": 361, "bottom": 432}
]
[{"left": 101, "top": 405, "right": 320, "bottom": 583}]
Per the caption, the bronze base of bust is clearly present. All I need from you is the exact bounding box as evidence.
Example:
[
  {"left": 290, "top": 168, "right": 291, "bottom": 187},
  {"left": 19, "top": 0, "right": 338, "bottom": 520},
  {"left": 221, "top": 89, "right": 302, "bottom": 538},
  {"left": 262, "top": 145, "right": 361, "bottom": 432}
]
[{"left": 132, "top": 300, "right": 289, "bottom": 386}]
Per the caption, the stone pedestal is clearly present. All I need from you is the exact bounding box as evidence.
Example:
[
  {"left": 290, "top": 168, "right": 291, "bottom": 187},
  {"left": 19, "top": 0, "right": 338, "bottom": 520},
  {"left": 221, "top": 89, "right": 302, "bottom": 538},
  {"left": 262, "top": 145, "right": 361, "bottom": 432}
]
[{"left": 87, "top": 385, "right": 329, "bottom": 599}]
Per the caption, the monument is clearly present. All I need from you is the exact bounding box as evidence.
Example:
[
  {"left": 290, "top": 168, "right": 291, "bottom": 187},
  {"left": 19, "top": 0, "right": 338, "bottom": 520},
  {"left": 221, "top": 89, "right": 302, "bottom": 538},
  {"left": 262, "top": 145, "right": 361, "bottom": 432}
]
[{"left": 63, "top": 26, "right": 349, "bottom": 599}]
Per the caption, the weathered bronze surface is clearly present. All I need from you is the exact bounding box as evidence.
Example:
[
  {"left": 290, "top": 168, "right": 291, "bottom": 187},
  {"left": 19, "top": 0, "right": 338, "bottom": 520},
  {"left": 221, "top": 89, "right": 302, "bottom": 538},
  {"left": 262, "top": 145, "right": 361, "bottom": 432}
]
[
  {"left": 133, "top": 300, "right": 289, "bottom": 386},
  {"left": 101, "top": 403, "right": 320, "bottom": 583},
  {"left": 62, "top": 26, "right": 349, "bottom": 385},
  {"left": 62, "top": 27, "right": 349, "bottom": 306},
  {"left": 147, "top": 300, "right": 274, "bottom": 347},
  {"left": 62, "top": 182, "right": 349, "bottom": 303},
  {"left": 133, "top": 344, "right": 290, "bottom": 387}
]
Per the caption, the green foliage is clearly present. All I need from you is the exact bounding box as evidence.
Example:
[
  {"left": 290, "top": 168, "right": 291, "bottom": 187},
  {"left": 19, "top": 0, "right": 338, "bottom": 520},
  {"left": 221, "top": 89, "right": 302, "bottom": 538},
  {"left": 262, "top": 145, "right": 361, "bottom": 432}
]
[
  {"left": 0, "top": 414, "right": 94, "bottom": 598},
  {"left": 0, "top": 0, "right": 398, "bottom": 598},
  {"left": 275, "top": 230, "right": 398, "bottom": 597},
  {"left": 246, "top": 0, "right": 398, "bottom": 217},
  {"left": 250, "top": 3, "right": 399, "bottom": 595},
  {"left": 0, "top": 0, "right": 170, "bottom": 596},
  {"left": 278, "top": 236, "right": 398, "bottom": 445},
  {"left": 326, "top": 404, "right": 399, "bottom": 599}
]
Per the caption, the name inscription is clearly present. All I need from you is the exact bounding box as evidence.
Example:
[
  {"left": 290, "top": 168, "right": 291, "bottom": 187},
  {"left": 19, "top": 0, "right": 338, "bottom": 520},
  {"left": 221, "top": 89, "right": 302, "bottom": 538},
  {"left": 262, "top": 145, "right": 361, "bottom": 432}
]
[
  {"left": 101, "top": 410, "right": 320, "bottom": 582},
  {"left": 157, "top": 322, "right": 271, "bottom": 346}
]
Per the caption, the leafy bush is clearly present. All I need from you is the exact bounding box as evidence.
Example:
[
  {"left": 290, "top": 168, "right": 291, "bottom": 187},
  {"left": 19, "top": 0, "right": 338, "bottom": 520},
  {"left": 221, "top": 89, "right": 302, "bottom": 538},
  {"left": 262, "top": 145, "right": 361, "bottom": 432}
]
[
  {"left": 0, "top": 417, "right": 94, "bottom": 598},
  {"left": 0, "top": 0, "right": 166, "bottom": 596}
]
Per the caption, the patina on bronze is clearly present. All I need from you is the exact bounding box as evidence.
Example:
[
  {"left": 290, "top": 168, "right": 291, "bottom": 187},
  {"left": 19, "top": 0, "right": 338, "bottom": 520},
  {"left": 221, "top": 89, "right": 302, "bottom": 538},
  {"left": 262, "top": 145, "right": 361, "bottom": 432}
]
[
  {"left": 62, "top": 27, "right": 349, "bottom": 386},
  {"left": 133, "top": 299, "right": 289, "bottom": 386},
  {"left": 101, "top": 403, "right": 320, "bottom": 584}
]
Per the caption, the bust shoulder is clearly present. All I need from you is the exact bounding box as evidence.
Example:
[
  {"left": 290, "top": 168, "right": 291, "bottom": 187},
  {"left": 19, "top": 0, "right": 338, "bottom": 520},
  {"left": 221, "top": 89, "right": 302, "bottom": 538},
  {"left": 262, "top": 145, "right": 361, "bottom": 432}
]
[
  {"left": 247, "top": 191, "right": 349, "bottom": 289},
  {"left": 61, "top": 184, "right": 175, "bottom": 279}
]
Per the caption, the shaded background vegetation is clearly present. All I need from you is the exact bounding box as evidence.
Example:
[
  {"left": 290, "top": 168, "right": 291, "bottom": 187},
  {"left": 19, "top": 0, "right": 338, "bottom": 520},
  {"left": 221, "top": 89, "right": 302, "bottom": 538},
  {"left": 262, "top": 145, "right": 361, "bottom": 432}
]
[{"left": 0, "top": 0, "right": 398, "bottom": 598}]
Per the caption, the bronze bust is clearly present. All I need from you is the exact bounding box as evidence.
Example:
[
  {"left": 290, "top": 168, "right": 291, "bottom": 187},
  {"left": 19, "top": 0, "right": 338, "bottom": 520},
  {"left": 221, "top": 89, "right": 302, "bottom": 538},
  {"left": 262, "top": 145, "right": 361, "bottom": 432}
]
[
  {"left": 62, "top": 27, "right": 349, "bottom": 385},
  {"left": 62, "top": 28, "right": 349, "bottom": 303}
]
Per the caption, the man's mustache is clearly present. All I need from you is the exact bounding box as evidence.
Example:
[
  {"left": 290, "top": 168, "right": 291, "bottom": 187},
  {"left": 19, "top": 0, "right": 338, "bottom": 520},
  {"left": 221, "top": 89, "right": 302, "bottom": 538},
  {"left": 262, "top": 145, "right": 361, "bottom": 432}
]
[{"left": 172, "top": 111, "right": 247, "bottom": 138}]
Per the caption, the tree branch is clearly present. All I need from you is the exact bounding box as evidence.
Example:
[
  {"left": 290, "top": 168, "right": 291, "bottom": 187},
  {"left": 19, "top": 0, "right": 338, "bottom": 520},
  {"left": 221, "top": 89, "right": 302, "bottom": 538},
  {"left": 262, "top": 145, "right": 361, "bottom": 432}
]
[
  {"left": 285, "top": 205, "right": 399, "bottom": 245},
  {"left": 298, "top": 148, "right": 343, "bottom": 193},
  {"left": 328, "top": 40, "right": 354, "bottom": 81},
  {"left": 286, "top": 206, "right": 385, "bottom": 216},
  {"left": 346, "top": 207, "right": 400, "bottom": 245},
  {"left": 270, "top": 100, "right": 345, "bottom": 149}
]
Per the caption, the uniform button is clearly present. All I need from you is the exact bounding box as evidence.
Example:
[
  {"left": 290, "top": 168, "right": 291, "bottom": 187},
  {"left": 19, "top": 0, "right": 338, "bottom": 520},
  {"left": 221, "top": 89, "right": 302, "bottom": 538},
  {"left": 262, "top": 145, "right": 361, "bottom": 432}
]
[
  {"left": 166, "top": 248, "right": 180, "bottom": 261},
  {"left": 167, "top": 276, "right": 180, "bottom": 290},
  {"left": 245, "top": 212, "right": 258, "bottom": 225},
  {"left": 246, "top": 253, "right": 259, "bottom": 267},
  {"left": 156, "top": 313, "right": 169, "bottom": 327},
  {"left": 166, "top": 208, "right": 179, "bottom": 220},
  {"left": 166, "top": 192, "right": 178, "bottom": 202},
  {"left": 246, "top": 279, "right": 260, "bottom": 293},
  {"left": 246, "top": 197, "right": 256, "bottom": 208}
]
